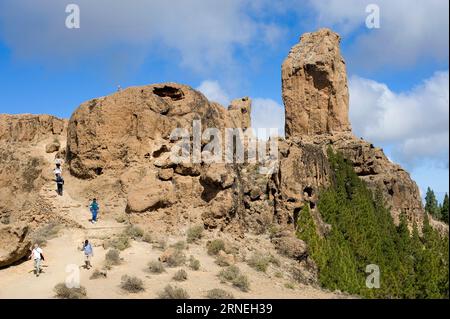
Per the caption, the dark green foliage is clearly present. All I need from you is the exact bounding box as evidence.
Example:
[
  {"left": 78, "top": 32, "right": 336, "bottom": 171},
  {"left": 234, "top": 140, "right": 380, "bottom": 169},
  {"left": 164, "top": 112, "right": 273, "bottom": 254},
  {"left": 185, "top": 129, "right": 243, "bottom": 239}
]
[
  {"left": 441, "top": 193, "right": 449, "bottom": 224},
  {"left": 425, "top": 187, "right": 441, "bottom": 219},
  {"left": 296, "top": 148, "right": 449, "bottom": 298}
]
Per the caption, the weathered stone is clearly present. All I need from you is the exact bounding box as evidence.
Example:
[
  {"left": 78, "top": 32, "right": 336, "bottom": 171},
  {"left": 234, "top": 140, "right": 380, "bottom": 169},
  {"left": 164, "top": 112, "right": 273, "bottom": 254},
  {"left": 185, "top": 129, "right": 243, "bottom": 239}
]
[
  {"left": 45, "top": 142, "right": 60, "bottom": 153},
  {"left": 282, "top": 28, "right": 351, "bottom": 137}
]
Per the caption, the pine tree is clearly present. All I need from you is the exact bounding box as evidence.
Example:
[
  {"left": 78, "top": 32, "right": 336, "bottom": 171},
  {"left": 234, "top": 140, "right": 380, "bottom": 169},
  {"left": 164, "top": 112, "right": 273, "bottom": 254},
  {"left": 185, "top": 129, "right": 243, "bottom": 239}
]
[
  {"left": 425, "top": 187, "right": 440, "bottom": 219},
  {"left": 298, "top": 149, "right": 449, "bottom": 298},
  {"left": 441, "top": 193, "right": 449, "bottom": 224}
]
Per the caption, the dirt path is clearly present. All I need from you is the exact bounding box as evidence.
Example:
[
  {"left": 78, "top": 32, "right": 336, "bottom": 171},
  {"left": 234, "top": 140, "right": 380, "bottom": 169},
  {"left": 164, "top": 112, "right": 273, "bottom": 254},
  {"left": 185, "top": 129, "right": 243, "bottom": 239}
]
[{"left": 0, "top": 229, "right": 341, "bottom": 299}]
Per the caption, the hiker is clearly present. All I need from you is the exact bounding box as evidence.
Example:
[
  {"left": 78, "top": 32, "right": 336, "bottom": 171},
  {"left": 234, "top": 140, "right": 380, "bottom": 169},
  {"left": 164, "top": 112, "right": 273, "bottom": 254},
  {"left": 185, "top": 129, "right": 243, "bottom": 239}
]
[
  {"left": 56, "top": 174, "right": 64, "bottom": 196},
  {"left": 29, "top": 243, "right": 44, "bottom": 277},
  {"left": 81, "top": 240, "right": 94, "bottom": 269},
  {"left": 89, "top": 199, "right": 99, "bottom": 224},
  {"left": 55, "top": 157, "right": 63, "bottom": 167},
  {"left": 54, "top": 163, "right": 62, "bottom": 177}
]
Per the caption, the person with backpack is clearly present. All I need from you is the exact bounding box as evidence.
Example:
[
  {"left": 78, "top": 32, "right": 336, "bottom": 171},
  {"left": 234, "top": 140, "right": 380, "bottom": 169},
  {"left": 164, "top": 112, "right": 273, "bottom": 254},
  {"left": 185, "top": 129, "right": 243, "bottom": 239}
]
[
  {"left": 89, "top": 199, "right": 99, "bottom": 224},
  {"left": 81, "top": 240, "right": 94, "bottom": 269},
  {"left": 29, "top": 243, "right": 44, "bottom": 277},
  {"left": 56, "top": 174, "right": 64, "bottom": 196}
]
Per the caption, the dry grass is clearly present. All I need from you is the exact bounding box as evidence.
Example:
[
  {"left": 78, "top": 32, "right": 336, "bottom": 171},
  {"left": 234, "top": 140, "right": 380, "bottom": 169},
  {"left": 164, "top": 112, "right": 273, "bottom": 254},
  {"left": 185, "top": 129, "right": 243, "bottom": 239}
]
[
  {"left": 188, "top": 256, "right": 200, "bottom": 271},
  {"left": 207, "top": 239, "right": 225, "bottom": 256},
  {"left": 105, "top": 249, "right": 121, "bottom": 266},
  {"left": 148, "top": 260, "right": 165, "bottom": 274},
  {"left": 247, "top": 252, "right": 270, "bottom": 272},
  {"left": 170, "top": 240, "right": 187, "bottom": 250},
  {"left": 206, "top": 288, "right": 234, "bottom": 299},
  {"left": 173, "top": 269, "right": 188, "bottom": 282},
  {"left": 123, "top": 225, "right": 144, "bottom": 239},
  {"left": 120, "top": 275, "right": 145, "bottom": 293},
  {"left": 103, "top": 235, "right": 130, "bottom": 251},
  {"left": 218, "top": 266, "right": 250, "bottom": 292},
  {"left": 54, "top": 283, "right": 87, "bottom": 299},
  {"left": 166, "top": 249, "right": 186, "bottom": 268},
  {"left": 158, "top": 285, "right": 190, "bottom": 299},
  {"left": 89, "top": 269, "right": 107, "bottom": 280},
  {"left": 142, "top": 232, "right": 153, "bottom": 243}
]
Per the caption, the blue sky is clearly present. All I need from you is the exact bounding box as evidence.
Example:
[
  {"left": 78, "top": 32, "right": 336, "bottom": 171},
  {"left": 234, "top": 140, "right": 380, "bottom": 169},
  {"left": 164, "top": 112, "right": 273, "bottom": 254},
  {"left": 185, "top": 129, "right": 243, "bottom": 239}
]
[{"left": 0, "top": 0, "right": 448, "bottom": 202}]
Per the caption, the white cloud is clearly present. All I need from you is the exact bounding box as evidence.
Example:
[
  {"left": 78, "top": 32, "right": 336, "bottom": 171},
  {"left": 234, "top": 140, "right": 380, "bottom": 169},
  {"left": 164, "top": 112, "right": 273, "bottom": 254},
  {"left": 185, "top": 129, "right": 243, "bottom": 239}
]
[
  {"left": 349, "top": 71, "right": 449, "bottom": 167},
  {"left": 197, "top": 80, "right": 284, "bottom": 139},
  {"left": 0, "top": 0, "right": 285, "bottom": 73},
  {"left": 197, "top": 80, "right": 230, "bottom": 106},
  {"left": 307, "top": 0, "right": 449, "bottom": 68},
  {"left": 251, "top": 98, "right": 285, "bottom": 139}
]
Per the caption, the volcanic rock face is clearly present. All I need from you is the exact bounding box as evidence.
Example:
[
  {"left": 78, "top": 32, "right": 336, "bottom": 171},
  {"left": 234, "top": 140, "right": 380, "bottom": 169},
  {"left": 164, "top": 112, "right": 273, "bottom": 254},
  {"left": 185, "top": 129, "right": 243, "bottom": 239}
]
[
  {"left": 0, "top": 114, "right": 69, "bottom": 267},
  {"left": 0, "top": 114, "right": 66, "bottom": 143},
  {"left": 282, "top": 28, "right": 351, "bottom": 137},
  {"left": 66, "top": 83, "right": 251, "bottom": 179}
]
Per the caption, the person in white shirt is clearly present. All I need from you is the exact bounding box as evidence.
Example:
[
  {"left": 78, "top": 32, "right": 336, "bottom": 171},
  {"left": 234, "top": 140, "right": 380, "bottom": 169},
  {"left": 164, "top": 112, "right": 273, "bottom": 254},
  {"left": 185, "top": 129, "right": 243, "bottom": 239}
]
[
  {"left": 54, "top": 163, "right": 62, "bottom": 176},
  {"left": 29, "top": 243, "right": 44, "bottom": 277}
]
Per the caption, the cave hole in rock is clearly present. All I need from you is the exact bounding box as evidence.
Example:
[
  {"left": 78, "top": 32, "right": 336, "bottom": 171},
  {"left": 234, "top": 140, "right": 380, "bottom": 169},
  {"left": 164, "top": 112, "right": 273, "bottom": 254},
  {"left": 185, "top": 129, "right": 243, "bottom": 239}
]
[
  {"left": 293, "top": 207, "right": 302, "bottom": 223},
  {"left": 153, "top": 86, "right": 185, "bottom": 101},
  {"left": 303, "top": 186, "right": 313, "bottom": 197}
]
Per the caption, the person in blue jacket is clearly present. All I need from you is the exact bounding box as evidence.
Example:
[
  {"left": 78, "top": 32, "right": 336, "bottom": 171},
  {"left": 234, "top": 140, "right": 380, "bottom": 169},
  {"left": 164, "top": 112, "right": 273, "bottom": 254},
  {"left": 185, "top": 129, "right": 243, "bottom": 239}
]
[{"left": 89, "top": 199, "right": 99, "bottom": 224}]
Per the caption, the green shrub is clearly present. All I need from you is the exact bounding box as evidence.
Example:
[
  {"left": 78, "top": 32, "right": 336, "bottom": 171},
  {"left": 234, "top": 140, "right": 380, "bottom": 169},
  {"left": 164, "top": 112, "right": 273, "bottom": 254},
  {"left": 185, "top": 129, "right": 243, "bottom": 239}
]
[
  {"left": 218, "top": 266, "right": 250, "bottom": 292},
  {"left": 207, "top": 239, "right": 225, "bottom": 256},
  {"left": 218, "top": 265, "right": 240, "bottom": 282},
  {"left": 158, "top": 285, "right": 190, "bottom": 299},
  {"left": 120, "top": 275, "right": 145, "bottom": 293},
  {"left": 188, "top": 256, "right": 200, "bottom": 271},
  {"left": 232, "top": 274, "right": 250, "bottom": 292},
  {"left": 206, "top": 288, "right": 234, "bottom": 299},
  {"left": 54, "top": 283, "right": 87, "bottom": 299},
  {"left": 247, "top": 252, "right": 270, "bottom": 272},
  {"left": 173, "top": 269, "right": 188, "bottom": 282},
  {"left": 186, "top": 225, "right": 204, "bottom": 243},
  {"left": 284, "top": 282, "right": 295, "bottom": 290},
  {"left": 148, "top": 260, "right": 165, "bottom": 274}
]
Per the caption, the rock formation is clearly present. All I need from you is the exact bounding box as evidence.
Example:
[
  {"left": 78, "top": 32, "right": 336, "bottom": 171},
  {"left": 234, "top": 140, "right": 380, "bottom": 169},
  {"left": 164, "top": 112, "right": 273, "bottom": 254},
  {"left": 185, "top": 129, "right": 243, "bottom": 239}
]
[
  {"left": 0, "top": 28, "right": 446, "bottom": 270},
  {"left": 282, "top": 28, "right": 351, "bottom": 137}
]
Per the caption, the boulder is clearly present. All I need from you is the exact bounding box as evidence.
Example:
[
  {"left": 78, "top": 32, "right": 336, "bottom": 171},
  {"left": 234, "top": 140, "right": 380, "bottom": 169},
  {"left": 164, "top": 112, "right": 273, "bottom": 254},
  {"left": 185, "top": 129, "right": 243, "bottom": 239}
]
[
  {"left": 45, "top": 142, "right": 60, "bottom": 153},
  {"left": 0, "top": 225, "right": 31, "bottom": 268}
]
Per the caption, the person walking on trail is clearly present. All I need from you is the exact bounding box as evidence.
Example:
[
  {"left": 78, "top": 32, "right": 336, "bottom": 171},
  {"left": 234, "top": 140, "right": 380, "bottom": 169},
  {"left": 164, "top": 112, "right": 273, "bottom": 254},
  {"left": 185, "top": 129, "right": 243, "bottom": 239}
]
[
  {"left": 56, "top": 174, "right": 64, "bottom": 196},
  {"left": 29, "top": 243, "right": 44, "bottom": 277},
  {"left": 54, "top": 163, "right": 62, "bottom": 177},
  {"left": 81, "top": 240, "right": 94, "bottom": 269},
  {"left": 90, "top": 199, "right": 99, "bottom": 224}
]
